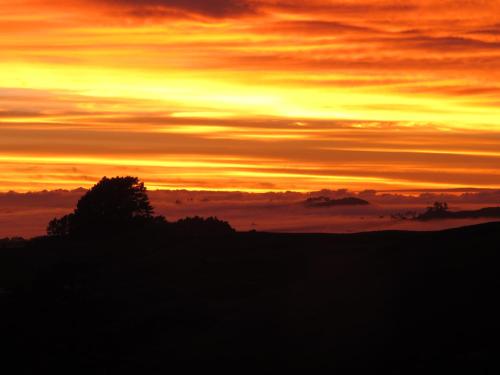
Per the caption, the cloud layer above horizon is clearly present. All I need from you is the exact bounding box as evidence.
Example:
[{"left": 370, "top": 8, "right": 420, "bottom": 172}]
[
  {"left": 2, "top": 187, "right": 500, "bottom": 238},
  {"left": 1, "top": 0, "right": 500, "bottom": 192}
]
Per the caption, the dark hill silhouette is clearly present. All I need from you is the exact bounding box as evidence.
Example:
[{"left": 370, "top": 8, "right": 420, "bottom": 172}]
[
  {"left": 1, "top": 221, "right": 500, "bottom": 373},
  {"left": 304, "top": 196, "right": 369, "bottom": 207},
  {"left": 417, "top": 202, "right": 500, "bottom": 221}
]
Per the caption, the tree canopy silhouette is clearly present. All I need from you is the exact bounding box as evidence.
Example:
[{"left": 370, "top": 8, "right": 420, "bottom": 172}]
[
  {"left": 47, "top": 176, "right": 162, "bottom": 237},
  {"left": 47, "top": 176, "right": 235, "bottom": 238},
  {"left": 416, "top": 201, "right": 450, "bottom": 221}
]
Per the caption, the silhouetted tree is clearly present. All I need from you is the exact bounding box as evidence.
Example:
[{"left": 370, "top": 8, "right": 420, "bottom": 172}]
[
  {"left": 47, "top": 176, "right": 238, "bottom": 238},
  {"left": 428, "top": 201, "right": 449, "bottom": 213},
  {"left": 47, "top": 177, "right": 163, "bottom": 238},
  {"left": 47, "top": 213, "right": 74, "bottom": 237},
  {"left": 416, "top": 201, "right": 450, "bottom": 221}
]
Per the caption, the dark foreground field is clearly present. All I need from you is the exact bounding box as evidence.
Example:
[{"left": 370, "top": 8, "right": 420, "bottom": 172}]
[{"left": 1, "top": 223, "right": 500, "bottom": 373}]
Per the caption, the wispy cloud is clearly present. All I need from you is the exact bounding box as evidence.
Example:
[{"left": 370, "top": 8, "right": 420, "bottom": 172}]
[{"left": 1, "top": 1, "right": 500, "bottom": 193}]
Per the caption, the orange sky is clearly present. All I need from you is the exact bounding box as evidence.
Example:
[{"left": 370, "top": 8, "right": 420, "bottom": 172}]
[{"left": 1, "top": 0, "right": 500, "bottom": 192}]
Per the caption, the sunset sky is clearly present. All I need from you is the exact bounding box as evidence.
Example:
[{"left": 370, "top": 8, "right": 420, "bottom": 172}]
[{"left": 2, "top": 0, "right": 500, "bottom": 192}]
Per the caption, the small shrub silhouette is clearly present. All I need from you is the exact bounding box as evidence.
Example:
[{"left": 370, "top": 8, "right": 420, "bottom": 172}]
[{"left": 173, "top": 216, "right": 235, "bottom": 236}]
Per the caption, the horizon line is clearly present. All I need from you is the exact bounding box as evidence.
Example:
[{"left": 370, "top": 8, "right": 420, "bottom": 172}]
[{"left": 2, "top": 186, "right": 499, "bottom": 195}]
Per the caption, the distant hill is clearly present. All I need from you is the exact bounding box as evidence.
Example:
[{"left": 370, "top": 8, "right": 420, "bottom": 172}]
[
  {"left": 417, "top": 206, "right": 500, "bottom": 221},
  {"left": 304, "top": 196, "right": 370, "bottom": 207}
]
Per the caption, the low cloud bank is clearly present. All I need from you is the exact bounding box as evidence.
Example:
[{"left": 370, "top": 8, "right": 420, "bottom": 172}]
[{"left": 1, "top": 188, "right": 500, "bottom": 238}]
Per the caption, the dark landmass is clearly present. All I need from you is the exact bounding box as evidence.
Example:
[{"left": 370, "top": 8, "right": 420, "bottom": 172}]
[
  {"left": 1, "top": 222, "right": 499, "bottom": 373},
  {"left": 417, "top": 206, "right": 500, "bottom": 221},
  {"left": 0, "top": 237, "right": 27, "bottom": 248},
  {"left": 305, "top": 196, "right": 370, "bottom": 207}
]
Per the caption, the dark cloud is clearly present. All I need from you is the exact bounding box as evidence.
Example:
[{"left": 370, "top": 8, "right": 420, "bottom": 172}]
[
  {"left": 94, "top": 0, "right": 425, "bottom": 20},
  {"left": 0, "top": 110, "right": 43, "bottom": 118},
  {"left": 104, "top": 0, "right": 257, "bottom": 18},
  {"left": 469, "top": 23, "right": 500, "bottom": 35},
  {"left": 263, "top": 1, "right": 417, "bottom": 17},
  {"left": 97, "top": 0, "right": 420, "bottom": 19},
  {"left": 401, "top": 35, "right": 500, "bottom": 51},
  {"left": 263, "top": 20, "right": 379, "bottom": 36}
]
